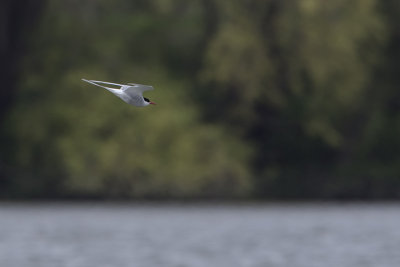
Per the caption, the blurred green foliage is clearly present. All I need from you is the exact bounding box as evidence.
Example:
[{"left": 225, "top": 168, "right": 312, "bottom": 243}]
[{"left": 1, "top": 0, "right": 400, "bottom": 199}]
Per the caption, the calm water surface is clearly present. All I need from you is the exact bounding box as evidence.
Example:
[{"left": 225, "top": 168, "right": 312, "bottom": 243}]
[{"left": 0, "top": 203, "right": 399, "bottom": 267}]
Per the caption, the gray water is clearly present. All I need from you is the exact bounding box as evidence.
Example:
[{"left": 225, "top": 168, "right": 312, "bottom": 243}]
[{"left": 0, "top": 203, "right": 399, "bottom": 267}]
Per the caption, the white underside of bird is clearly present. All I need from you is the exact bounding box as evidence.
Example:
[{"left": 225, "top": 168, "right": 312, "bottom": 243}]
[{"left": 82, "top": 79, "right": 156, "bottom": 107}]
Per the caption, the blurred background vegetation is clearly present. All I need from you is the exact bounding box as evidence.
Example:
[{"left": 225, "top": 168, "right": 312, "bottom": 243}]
[{"left": 1, "top": 0, "right": 400, "bottom": 200}]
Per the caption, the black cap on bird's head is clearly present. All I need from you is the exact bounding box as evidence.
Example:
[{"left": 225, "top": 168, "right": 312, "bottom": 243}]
[{"left": 144, "top": 97, "right": 156, "bottom": 105}]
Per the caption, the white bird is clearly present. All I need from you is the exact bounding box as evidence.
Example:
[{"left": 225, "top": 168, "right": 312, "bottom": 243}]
[{"left": 82, "top": 79, "right": 156, "bottom": 107}]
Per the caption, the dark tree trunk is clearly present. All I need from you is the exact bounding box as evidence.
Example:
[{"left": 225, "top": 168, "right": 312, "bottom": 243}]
[{"left": 0, "top": 0, "right": 45, "bottom": 195}]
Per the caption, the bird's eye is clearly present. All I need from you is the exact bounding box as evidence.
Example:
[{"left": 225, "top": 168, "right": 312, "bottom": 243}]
[{"left": 144, "top": 97, "right": 150, "bottom": 102}]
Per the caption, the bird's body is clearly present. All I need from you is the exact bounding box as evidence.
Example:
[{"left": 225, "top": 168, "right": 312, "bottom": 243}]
[{"left": 82, "top": 79, "right": 156, "bottom": 107}]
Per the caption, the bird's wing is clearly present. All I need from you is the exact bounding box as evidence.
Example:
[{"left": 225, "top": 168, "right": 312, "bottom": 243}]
[
  {"left": 82, "top": 79, "right": 123, "bottom": 90},
  {"left": 123, "top": 83, "right": 154, "bottom": 96}
]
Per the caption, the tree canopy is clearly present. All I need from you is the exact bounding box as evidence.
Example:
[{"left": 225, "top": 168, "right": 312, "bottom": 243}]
[{"left": 1, "top": 0, "right": 399, "bottom": 199}]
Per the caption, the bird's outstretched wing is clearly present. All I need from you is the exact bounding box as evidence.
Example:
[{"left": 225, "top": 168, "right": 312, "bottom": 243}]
[
  {"left": 82, "top": 79, "right": 154, "bottom": 96},
  {"left": 82, "top": 79, "right": 124, "bottom": 90},
  {"left": 123, "top": 83, "right": 154, "bottom": 96}
]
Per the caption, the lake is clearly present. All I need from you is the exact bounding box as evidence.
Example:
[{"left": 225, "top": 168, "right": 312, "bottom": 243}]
[{"left": 0, "top": 202, "right": 399, "bottom": 267}]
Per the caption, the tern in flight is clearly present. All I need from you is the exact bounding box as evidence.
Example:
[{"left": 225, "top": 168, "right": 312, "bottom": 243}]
[{"left": 82, "top": 79, "right": 156, "bottom": 107}]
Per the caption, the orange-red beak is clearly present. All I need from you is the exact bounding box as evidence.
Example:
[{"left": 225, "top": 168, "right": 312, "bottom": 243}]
[{"left": 150, "top": 101, "right": 156, "bottom": 105}]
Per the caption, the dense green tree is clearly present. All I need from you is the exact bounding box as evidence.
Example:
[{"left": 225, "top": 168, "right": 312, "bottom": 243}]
[
  {"left": 1, "top": 0, "right": 400, "bottom": 199},
  {"left": 3, "top": 0, "right": 251, "bottom": 198},
  {"left": 198, "top": 0, "right": 389, "bottom": 198}
]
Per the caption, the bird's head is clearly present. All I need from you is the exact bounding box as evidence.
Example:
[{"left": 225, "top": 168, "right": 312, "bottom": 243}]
[{"left": 144, "top": 97, "right": 156, "bottom": 105}]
